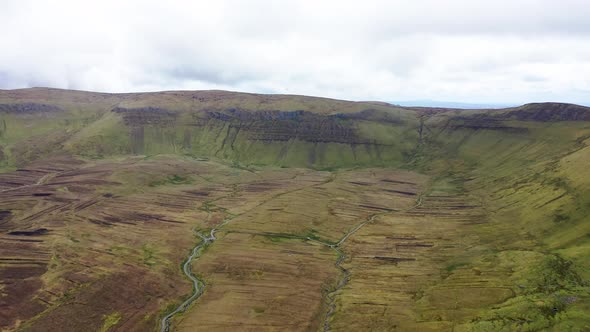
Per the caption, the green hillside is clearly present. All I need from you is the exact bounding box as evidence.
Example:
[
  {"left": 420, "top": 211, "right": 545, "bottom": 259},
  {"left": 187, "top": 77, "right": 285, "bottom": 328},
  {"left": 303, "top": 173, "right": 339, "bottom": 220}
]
[
  {"left": 412, "top": 108, "right": 590, "bottom": 330},
  {"left": 0, "top": 88, "right": 419, "bottom": 169},
  {"left": 0, "top": 88, "right": 589, "bottom": 331}
]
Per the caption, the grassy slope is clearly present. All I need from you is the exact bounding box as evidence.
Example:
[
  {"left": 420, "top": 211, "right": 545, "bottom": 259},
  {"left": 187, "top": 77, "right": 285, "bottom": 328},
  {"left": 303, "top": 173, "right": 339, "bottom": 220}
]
[
  {"left": 1, "top": 88, "right": 590, "bottom": 330},
  {"left": 0, "top": 88, "right": 419, "bottom": 169},
  {"left": 414, "top": 112, "right": 590, "bottom": 331}
]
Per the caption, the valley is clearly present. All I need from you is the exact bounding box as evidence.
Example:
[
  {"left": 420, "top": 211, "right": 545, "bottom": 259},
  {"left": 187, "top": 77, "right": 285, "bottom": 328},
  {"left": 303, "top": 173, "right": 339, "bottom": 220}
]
[{"left": 0, "top": 88, "right": 589, "bottom": 331}]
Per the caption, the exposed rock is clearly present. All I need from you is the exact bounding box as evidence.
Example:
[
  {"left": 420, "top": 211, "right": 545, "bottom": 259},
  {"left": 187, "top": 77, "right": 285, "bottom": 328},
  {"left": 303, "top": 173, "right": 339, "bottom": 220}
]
[
  {"left": 496, "top": 103, "right": 590, "bottom": 122},
  {"left": 447, "top": 117, "right": 529, "bottom": 133},
  {"left": 112, "top": 107, "right": 177, "bottom": 125},
  {"left": 0, "top": 103, "right": 63, "bottom": 113},
  {"left": 332, "top": 108, "right": 404, "bottom": 124},
  {"left": 440, "top": 103, "right": 590, "bottom": 133},
  {"left": 195, "top": 108, "right": 381, "bottom": 145}
]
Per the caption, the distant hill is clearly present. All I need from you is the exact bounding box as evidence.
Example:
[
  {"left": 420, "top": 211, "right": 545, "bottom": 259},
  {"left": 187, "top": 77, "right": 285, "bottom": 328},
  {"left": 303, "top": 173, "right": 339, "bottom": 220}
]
[
  {"left": 392, "top": 100, "right": 518, "bottom": 109},
  {"left": 1, "top": 88, "right": 589, "bottom": 170}
]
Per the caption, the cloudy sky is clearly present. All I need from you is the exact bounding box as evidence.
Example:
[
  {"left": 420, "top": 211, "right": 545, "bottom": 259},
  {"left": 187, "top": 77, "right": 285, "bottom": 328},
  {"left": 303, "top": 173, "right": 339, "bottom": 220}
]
[{"left": 1, "top": 0, "right": 590, "bottom": 104}]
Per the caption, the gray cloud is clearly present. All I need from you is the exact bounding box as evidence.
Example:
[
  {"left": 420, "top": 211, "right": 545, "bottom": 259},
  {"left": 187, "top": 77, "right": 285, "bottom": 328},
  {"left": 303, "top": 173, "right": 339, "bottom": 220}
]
[{"left": 1, "top": 0, "right": 590, "bottom": 104}]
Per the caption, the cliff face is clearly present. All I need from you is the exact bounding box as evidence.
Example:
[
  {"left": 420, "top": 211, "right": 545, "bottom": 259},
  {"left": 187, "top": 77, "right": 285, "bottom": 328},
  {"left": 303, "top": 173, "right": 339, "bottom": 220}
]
[
  {"left": 200, "top": 109, "right": 361, "bottom": 143},
  {"left": 497, "top": 103, "right": 590, "bottom": 122},
  {"left": 0, "top": 89, "right": 422, "bottom": 168},
  {"left": 1, "top": 88, "right": 589, "bottom": 170},
  {"left": 112, "top": 106, "right": 177, "bottom": 126},
  {"left": 104, "top": 106, "right": 419, "bottom": 168},
  {"left": 0, "top": 103, "right": 63, "bottom": 114}
]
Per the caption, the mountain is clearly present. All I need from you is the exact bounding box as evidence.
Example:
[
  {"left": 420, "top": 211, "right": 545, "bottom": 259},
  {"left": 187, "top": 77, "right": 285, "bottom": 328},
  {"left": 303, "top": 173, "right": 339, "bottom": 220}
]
[
  {"left": 0, "top": 88, "right": 420, "bottom": 169},
  {"left": 1, "top": 88, "right": 589, "bottom": 331},
  {"left": 391, "top": 99, "right": 516, "bottom": 109}
]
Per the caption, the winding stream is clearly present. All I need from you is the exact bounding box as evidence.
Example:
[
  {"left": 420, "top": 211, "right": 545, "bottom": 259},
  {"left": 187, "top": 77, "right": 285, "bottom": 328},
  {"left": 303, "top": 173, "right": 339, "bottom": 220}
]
[
  {"left": 159, "top": 230, "right": 214, "bottom": 332},
  {"left": 322, "top": 195, "right": 424, "bottom": 331}
]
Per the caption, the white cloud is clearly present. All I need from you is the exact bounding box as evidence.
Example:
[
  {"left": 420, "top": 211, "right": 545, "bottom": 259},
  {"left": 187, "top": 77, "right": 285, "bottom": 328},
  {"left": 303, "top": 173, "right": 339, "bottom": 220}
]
[{"left": 1, "top": 0, "right": 590, "bottom": 104}]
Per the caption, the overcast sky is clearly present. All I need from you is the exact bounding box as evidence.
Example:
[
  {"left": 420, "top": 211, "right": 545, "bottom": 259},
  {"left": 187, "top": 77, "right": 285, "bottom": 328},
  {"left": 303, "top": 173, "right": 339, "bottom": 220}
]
[{"left": 1, "top": 0, "right": 590, "bottom": 104}]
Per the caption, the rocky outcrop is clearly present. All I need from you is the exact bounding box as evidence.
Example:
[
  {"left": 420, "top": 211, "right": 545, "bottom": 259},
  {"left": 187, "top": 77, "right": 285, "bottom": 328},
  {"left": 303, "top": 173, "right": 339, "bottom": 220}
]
[
  {"left": 103, "top": 106, "right": 413, "bottom": 166},
  {"left": 112, "top": 107, "right": 177, "bottom": 125},
  {"left": 194, "top": 108, "right": 380, "bottom": 145},
  {"left": 495, "top": 103, "right": 590, "bottom": 122},
  {"left": 0, "top": 103, "right": 63, "bottom": 113},
  {"left": 446, "top": 117, "right": 529, "bottom": 133},
  {"left": 438, "top": 103, "right": 590, "bottom": 133}
]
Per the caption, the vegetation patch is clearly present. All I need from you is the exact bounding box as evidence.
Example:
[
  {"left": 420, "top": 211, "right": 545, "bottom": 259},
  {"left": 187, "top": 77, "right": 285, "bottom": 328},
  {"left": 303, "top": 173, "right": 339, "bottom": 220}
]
[{"left": 99, "top": 312, "right": 122, "bottom": 332}]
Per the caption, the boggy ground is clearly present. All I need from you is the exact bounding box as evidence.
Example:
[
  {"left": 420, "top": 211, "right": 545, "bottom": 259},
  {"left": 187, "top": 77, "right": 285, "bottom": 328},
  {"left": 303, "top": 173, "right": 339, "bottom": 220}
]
[
  {"left": 0, "top": 151, "right": 589, "bottom": 331},
  {"left": 174, "top": 168, "right": 428, "bottom": 331},
  {"left": 0, "top": 155, "right": 317, "bottom": 331},
  {"left": 0, "top": 154, "right": 440, "bottom": 332}
]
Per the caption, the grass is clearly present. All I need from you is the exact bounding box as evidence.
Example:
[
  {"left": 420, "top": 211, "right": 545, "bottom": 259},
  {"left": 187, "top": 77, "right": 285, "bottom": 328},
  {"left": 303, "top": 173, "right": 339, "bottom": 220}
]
[
  {"left": 1, "top": 92, "right": 590, "bottom": 331},
  {"left": 142, "top": 244, "right": 157, "bottom": 267},
  {"left": 266, "top": 235, "right": 287, "bottom": 243},
  {"left": 0, "top": 91, "right": 420, "bottom": 168},
  {"left": 445, "top": 262, "right": 469, "bottom": 273},
  {"left": 400, "top": 116, "right": 590, "bottom": 331},
  {"left": 99, "top": 312, "right": 122, "bottom": 332}
]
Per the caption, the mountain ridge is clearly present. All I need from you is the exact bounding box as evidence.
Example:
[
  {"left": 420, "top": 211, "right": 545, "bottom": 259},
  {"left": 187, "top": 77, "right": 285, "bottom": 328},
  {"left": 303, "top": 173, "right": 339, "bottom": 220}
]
[
  {"left": 3, "top": 87, "right": 589, "bottom": 112},
  {"left": 1, "top": 88, "right": 590, "bottom": 170}
]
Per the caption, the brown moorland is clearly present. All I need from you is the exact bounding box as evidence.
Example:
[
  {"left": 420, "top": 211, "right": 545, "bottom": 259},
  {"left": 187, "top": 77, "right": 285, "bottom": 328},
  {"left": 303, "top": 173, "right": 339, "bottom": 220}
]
[{"left": 0, "top": 88, "right": 589, "bottom": 331}]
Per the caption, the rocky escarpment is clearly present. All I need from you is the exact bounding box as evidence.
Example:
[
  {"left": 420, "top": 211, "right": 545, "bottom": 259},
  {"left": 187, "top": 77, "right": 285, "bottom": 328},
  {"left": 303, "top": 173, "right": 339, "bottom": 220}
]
[
  {"left": 105, "top": 106, "right": 417, "bottom": 167},
  {"left": 110, "top": 106, "right": 406, "bottom": 145},
  {"left": 112, "top": 107, "right": 179, "bottom": 154},
  {"left": 488, "top": 103, "right": 590, "bottom": 122},
  {"left": 444, "top": 117, "right": 529, "bottom": 133},
  {"left": 0, "top": 103, "right": 63, "bottom": 114},
  {"left": 0, "top": 88, "right": 421, "bottom": 168},
  {"left": 429, "top": 103, "right": 590, "bottom": 135},
  {"left": 112, "top": 107, "right": 177, "bottom": 125},
  {"left": 112, "top": 106, "right": 407, "bottom": 145},
  {"left": 196, "top": 108, "right": 370, "bottom": 144}
]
